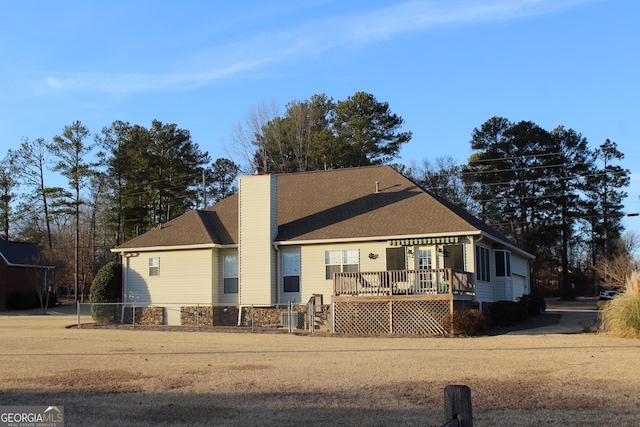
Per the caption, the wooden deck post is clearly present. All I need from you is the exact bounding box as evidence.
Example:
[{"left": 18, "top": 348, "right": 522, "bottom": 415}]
[{"left": 443, "top": 385, "right": 473, "bottom": 427}]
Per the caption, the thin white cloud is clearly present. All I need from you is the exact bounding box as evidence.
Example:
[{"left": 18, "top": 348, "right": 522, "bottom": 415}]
[{"left": 38, "top": 0, "right": 594, "bottom": 95}]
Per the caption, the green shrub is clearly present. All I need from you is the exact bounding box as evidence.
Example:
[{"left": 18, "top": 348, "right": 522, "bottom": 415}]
[
  {"left": 444, "top": 309, "right": 487, "bottom": 336},
  {"left": 596, "top": 300, "right": 610, "bottom": 310},
  {"left": 90, "top": 261, "right": 122, "bottom": 322}
]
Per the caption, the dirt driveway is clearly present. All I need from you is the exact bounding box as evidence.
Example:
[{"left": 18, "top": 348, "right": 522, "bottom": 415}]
[{"left": 1, "top": 299, "right": 638, "bottom": 427}]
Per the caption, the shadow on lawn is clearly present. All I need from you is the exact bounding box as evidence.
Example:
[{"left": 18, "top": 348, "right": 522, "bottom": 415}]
[
  {"left": 485, "top": 312, "right": 562, "bottom": 336},
  {"left": 0, "top": 389, "right": 441, "bottom": 427}
]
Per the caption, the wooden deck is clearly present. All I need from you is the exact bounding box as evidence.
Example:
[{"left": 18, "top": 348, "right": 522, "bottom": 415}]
[
  {"left": 332, "top": 269, "right": 475, "bottom": 335},
  {"left": 333, "top": 268, "right": 474, "bottom": 298}
]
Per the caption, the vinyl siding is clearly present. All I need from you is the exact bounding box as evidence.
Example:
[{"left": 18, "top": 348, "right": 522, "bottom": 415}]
[
  {"left": 298, "top": 241, "right": 386, "bottom": 304},
  {"left": 473, "top": 241, "right": 495, "bottom": 303},
  {"left": 125, "top": 249, "right": 213, "bottom": 305},
  {"left": 238, "top": 174, "right": 278, "bottom": 305}
]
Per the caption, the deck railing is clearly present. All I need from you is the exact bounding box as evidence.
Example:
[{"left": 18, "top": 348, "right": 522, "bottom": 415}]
[{"left": 333, "top": 268, "right": 474, "bottom": 297}]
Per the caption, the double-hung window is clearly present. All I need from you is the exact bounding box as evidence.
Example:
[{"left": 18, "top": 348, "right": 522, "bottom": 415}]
[
  {"left": 223, "top": 254, "right": 238, "bottom": 294},
  {"left": 325, "top": 249, "right": 359, "bottom": 280},
  {"left": 283, "top": 251, "right": 301, "bottom": 293},
  {"left": 149, "top": 257, "right": 160, "bottom": 276}
]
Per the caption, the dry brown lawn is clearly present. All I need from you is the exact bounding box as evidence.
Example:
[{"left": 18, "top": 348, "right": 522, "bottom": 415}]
[{"left": 1, "top": 303, "right": 639, "bottom": 426}]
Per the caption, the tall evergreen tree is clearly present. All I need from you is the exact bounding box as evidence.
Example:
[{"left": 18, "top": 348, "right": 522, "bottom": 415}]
[
  {"left": 0, "top": 151, "right": 20, "bottom": 240},
  {"left": 205, "top": 158, "right": 239, "bottom": 205},
  {"left": 547, "top": 126, "right": 592, "bottom": 298},
  {"left": 464, "top": 117, "right": 554, "bottom": 254},
  {"left": 147, "top": 120, "right": 210, "bottom": 224},
  {"left": 50, "top": 120, "right": 94, "bottom": 301},
  {"left": 584, "top": 139, "right": 630, "bottom": 260},
  {"left": 247, "top": 92, "right": 410, "bottom": 172},
  {"left": 96, "top": 120, "right": 133, "bottom": 246},
  {"left": 99, "top": 121, "right": 210, "bottom": 240},
  {"left": 332, "top": 92, "right": 411, "bottom": 167}
]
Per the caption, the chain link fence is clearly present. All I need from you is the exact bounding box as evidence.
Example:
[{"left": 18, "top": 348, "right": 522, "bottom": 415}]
[{"left": 76, "top": 300, "right": 329, "bottom": 333}]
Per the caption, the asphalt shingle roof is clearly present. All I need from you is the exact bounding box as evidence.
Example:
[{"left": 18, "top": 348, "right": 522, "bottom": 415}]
[
  {"left": 115, "top": 165, "right": 518, "bottom": 250},
  {"left": 0, "top": 239, "right": 52, "bottom": 267}
]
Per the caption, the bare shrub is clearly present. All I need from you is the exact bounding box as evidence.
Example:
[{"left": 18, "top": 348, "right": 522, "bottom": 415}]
[
  {"left": 444, "top": 309, "right": 487, "bottom": 336},
  {"left": 600, "top": 271, "right": 640, "bottom": 337},
  {"left": 594, "top": 252, "right": 639, "bottom": 291}
]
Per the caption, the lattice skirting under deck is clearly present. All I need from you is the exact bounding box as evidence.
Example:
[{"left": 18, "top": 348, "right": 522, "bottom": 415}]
[{"left": 333, "top": 299, "right": 451, "bottom": 335}]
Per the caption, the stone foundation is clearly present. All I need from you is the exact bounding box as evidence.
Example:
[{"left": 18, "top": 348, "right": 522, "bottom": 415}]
[
  {"left": 126, "top": 304, "right": 330, "bottom": 329},
  {"left": 181, "top": 305, "right": 312, "bottom": 328},
  {"left": 181, "top": 306, "right": 239, "bottom": 327},
  {"left": 123, "top": 306, "right": 164, "bottom": 325},
  {"left": 240, "top": 306, "right": 314, "bottom": 328}
]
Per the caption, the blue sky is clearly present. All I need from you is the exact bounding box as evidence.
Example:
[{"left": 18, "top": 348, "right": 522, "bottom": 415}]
[{"left": 1, "top": 0, "right": 639, "bottom": 231}]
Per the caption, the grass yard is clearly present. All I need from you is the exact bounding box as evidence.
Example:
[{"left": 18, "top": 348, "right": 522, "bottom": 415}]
[{"left": 1, "top": 304, "right": 639, "bottom": 427}]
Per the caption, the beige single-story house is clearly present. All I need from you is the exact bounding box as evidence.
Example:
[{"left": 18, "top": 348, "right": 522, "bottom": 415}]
[{"left": 112, "top": 166, "right": 534, "bottom": 332}]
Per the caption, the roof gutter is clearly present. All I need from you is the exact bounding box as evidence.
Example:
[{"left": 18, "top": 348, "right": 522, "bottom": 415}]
[{"left": 111, "top": 243, "right": 236, "bottom": 254}]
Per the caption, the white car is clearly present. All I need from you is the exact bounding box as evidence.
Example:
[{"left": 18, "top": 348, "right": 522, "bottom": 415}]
[{"left": 599, "top": 289, "right": 618, "bottom": 300}]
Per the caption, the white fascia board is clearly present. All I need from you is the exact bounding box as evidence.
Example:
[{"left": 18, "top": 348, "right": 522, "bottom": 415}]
[
  {"left": 7, "top": 263, "right": 55, "bottom": 269},
  {"left": 111, "top": 243, "right": 236, "bottom": 254},
  {"left": 477, "top": 232, "right": 536, "bottom": 260},
  {"left": 0, "top": 252, "right": 54, "bottom": 268}
]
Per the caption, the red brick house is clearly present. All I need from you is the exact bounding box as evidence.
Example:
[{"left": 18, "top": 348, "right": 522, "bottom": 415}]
[{"left": 0, "top": 239, "right": 54, "bottom": 310}]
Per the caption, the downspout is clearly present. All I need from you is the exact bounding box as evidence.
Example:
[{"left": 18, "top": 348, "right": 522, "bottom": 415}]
[
  {"left": 121, "top": 254, "right": 129, "bottom": 323},
  {"left": 474, "top": 234, "right": 484, "bottom": 309},
  {"left": 274, "top": 243, "right": 281, "bottom": 306}
]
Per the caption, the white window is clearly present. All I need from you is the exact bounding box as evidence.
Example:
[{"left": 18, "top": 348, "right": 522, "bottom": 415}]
[
  {"left": 223, "top": 254, "right": 238, "bottom": 294},
  {"left": 475, "top": 246, "right": 490, "bottom": 282},
  {"left": 418, "top": 249, "right": 432, "bottom": 270},
  {"left": 325, "top": 249, "right": 359, "bottom": 280},
  {"left": 149, "top": 257, "right": 160, "bottom": 276},
  {"left": 283, "top": 251, "right": 300, "bottom": 293}
]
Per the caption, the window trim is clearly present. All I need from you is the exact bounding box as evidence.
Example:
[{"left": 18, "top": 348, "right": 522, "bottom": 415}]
[
  {"left": 223, "top": 254, "right": 238, "bottom": 294},
  {"left": 148, "top": 257, "right": 160, "bottom": 276},
  {"left": 283, "top": 251, "right": 301, "bottom": 293},
  {"left": 418, "top": 249, "right": 433, "bottom": 270},
  {"left": 325, "top": 249, "right": 360, "bottom": 280}
]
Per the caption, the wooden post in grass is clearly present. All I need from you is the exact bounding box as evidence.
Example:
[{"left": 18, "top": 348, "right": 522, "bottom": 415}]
[{"left": 443, "top": 385, "right": 473, "bottom": 427}]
